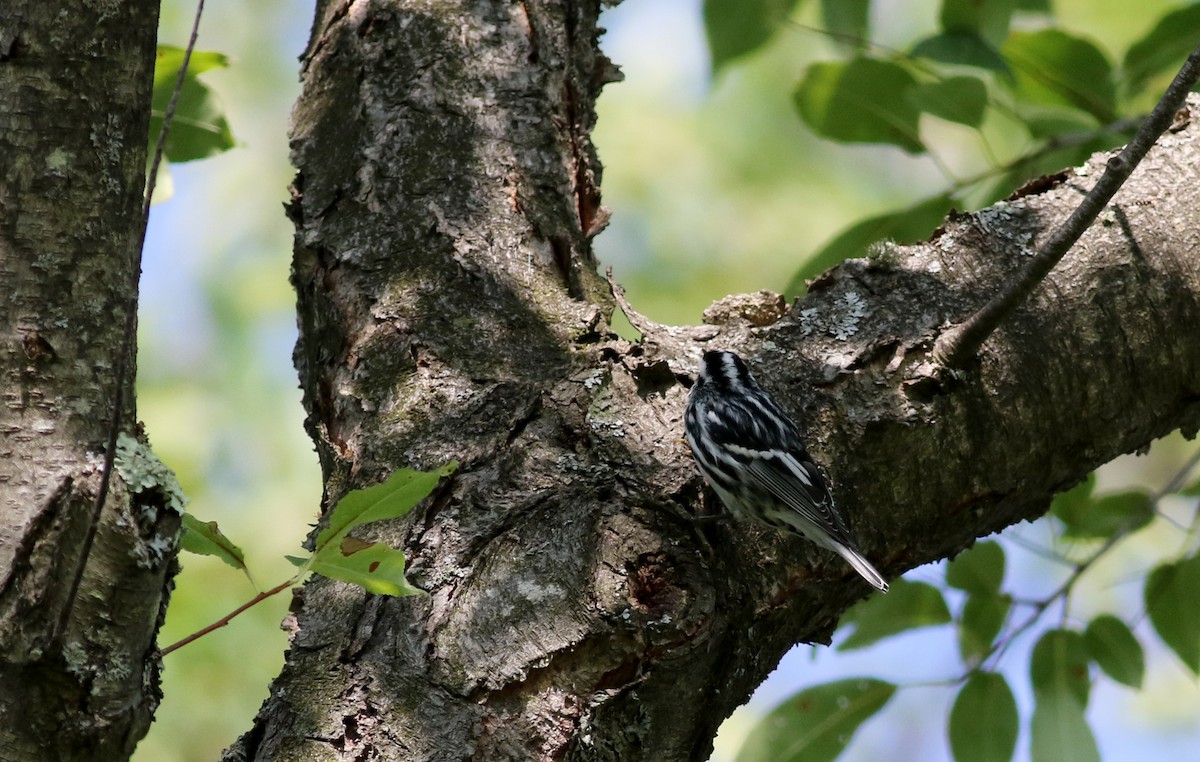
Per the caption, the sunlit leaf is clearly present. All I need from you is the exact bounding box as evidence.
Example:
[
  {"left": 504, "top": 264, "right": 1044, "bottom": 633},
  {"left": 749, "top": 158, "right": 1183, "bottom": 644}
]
[
  {"left": 946, "top": 541, "right": 1005, "bottom": 595},
  {"left": 1031, "top": 629, "right": 1091, "bottom": 707},
  {"left": 306, "top": 463, "right": 457, "bottom": 596},
  {"left": 1145, "top": 553, "right": 1200, "bottom": 674},
  {"left": 310, "top": 537, "right": 423, "bottom": 597},
  {"left": 1030, "top": 691, "right": 1099, "bottom": 762},
  {"left": 786, "top": 194, "right": 955, "bottom": 293},
  {"left": 838, "top": 579, "right": 951, "bottom": 651},
  {"left": 704, "top": 0, "right": 803, "bottom": 74},
  {"left": 736, "top": 678, "right": 895, "bottom": 762},
  {"left": 1084, "top": 615, "right": 1144, "bottom": 688},
  {"left": 949, "top": 672, "right": 1017, "bottom": 762},
  {"left": 1002, "top": 30, "right": 1116, "bottom": 123},
  {"left": 794, "top": 57, "right": 924, "bottom": 153},
  {"left": 315, "top": 462, "right": 457, "bottom": 550},
  {"left": 180, "top": 513, "right": 253, "bottom": 585},
  {"left": 150, "top": 45, "right": 236, "bottom": 163}
]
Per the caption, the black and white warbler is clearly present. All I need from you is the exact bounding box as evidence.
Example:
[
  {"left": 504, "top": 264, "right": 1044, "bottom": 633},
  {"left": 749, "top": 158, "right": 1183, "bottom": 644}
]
[{"left": 684, "top": 350, "right": 888, "bottom": 592}]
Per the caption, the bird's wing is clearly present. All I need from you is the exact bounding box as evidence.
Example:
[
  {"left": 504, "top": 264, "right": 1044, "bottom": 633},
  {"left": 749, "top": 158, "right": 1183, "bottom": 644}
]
[{"left": 727, "top": 445, "right": 856, "bottom": 546}]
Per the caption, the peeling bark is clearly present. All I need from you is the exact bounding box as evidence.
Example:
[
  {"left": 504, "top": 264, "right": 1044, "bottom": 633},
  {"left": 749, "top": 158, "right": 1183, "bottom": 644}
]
[{"left": 226, "top": 1, "right": 1200, "bottom": 760}]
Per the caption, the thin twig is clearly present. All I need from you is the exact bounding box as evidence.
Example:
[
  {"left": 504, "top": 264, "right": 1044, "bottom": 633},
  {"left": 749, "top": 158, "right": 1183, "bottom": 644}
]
[
  {"left": 160, "top": 579, "right": 293, "bottom": 656},
  {"left": 53, "top": 1, "right": 208, "bottom": 644},
  {"left": 933, "top": 42, "right": 1200, "bottom": 369}
]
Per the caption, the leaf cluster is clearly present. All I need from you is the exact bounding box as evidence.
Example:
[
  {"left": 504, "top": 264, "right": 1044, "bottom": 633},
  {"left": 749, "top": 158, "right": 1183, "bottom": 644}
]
[
  {"left": 702, "top": 0, "right": 1200, "bottom": 290},
  {"left": 736, "top": 464, "right": 1200, "bottom": 762}
]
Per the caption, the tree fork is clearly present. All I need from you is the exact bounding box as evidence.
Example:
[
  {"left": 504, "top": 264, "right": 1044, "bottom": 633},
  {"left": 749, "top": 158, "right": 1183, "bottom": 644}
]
[{"left": 228, "top": 2, "right": 1200, "bottom": 760}]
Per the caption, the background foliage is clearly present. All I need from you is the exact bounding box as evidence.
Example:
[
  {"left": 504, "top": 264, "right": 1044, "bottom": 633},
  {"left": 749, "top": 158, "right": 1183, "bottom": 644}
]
[{"left": 134, "top": 1, "right": 1199, "bottom": 760}]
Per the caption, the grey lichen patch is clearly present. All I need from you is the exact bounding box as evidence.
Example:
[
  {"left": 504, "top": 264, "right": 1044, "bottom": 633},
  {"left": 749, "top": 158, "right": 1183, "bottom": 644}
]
[
  {"left": 799, "top": 291, "right": 869, "bottom": 340},
  {"left": 113, "top": 433, "right": 186, "bottom": 516}
]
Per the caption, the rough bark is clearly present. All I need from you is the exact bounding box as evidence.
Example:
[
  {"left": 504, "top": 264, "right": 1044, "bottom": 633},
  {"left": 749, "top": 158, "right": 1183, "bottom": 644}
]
[
  {"left": 0, "top": 1, "right": 176, "bottom": 759},
  {"left": 226, "top": 1, "right": 1200, "bottom": 760}
]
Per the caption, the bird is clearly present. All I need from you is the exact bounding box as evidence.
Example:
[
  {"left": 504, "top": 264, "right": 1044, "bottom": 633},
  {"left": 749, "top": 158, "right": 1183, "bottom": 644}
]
[{"left": 684, "top": 349, "right": 888, "bottom": 592}]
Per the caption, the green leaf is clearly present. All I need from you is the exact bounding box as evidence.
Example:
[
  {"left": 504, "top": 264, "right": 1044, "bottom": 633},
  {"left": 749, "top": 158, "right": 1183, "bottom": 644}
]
[
  {"left": 1031, "top": 629, "right": 1091, "bottom": 707},
  {"left": 151, "top": 45, "right": 236, "bottom": 163},
  {"left": 310, "top": 536, "right": 423, "bottom": 597},
  {"left": 1053, "top": 489, "right": 1153, "bottom": 540},
  {"left": 1084, "top": 615, "right": 1144, "bottom": 689},
  {"left": 1048, "top": 474, "right": 1094, "bottom": 530},
  {"left": 736, "top": 678, "right": 895, "bottom": 762},
  {"left": 1122, "top": 4, "right": 1200, "bottom": 99},
  {"left": 941, "top": 0, "right": 1015, "bottom": 48},
  {"left": 307, "top": 463, "right": 456, "bottom": 596},
  {"left": 180, "top": 513, "right": 252, "bottom": 583},
  {"left": 1002, "top": 30, "right": 1116, "bottom": 124},
  {"left": 838, "top": 579, "right": 951, "bottom": 651},
  {"left": 1015, "top": 0, "right": 1050, "bottom": 10},
  {"left": 704, "top": 0, "right": 803, "bottom": 74},
  {"left": 910, "top": 32, "right": 1010, "bottom": 73},
  {"left": 949, "top": 672, "right": 1018, "bottom": 762},
  {"left": 794, "top": 57, "right": 924, "bottom": 153},
  {"left": 946, "top": 541, "right": 1005, "bottom": 595},
  {"left": 907, "top": 76, "right": 989, "bottom": 127},
  {"left": 315, "top": 462, "right": 457, "bottom": 550},
  {"left": 1030, "top": 691, "right": 1099, "bottom": 762},
  {"left": 958, "top": 592, "right": 1011, "bottom": 665},
  {"left": 819, "top": 0, "right": 870, "bottom": 51},
  {"left": 1145, "top": 553, "right": 1200, "bottom": 674},
  {"left": 786, "top": 194, "right": 956, "bottom": 294}
]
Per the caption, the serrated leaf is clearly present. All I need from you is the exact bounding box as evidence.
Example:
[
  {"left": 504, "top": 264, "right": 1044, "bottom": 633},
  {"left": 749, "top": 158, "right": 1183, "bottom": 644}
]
[
  {"left": 794, "top": 57, "right": 924, "bottom": 153},
  {"left": 1122, "top": 4, "right": 1200, "bottom": 99},
  {"left": 310, "top": 537, "right": 423, "bottom": 597},
  {"left": 1031, "top": 629, "right": 1091, "bottom": 707},
  {"left": 315, "top": 463, "right": 457, "bottom": 550},
  {"left": 910, "top": 32, "right": 1010, "bottom": 73},
  {"left": 1030, "top": 690, "right": 1099, "bottom": 762},
  {"left": 907, "top": 76, "right": 989, "bottom": 126},
  {"left": 837, "top": 579, "right": 951, "bottom": 651},
  {"left": 1084, "top": 615, "right": 1144, "bottom": 688},
  {"left": 959, "top": 592, "right": 1011, "bottom": 665},
  {"left": 819, "top": 0, "right": 869, "bottom": 51},
  {"left": 735, "top": 678, "right": 895, "bottom": 762},
  {"left": 786, "top": 194, "right": 955, "bottom": 294},
  {"left": 1054, "top": 489, "right": 1153, "bottom": 540},
  {"left": 150, "top": 45, "right": 236, "bottom": 163},
  {"left": 180, "top": 513, "right": 253, "bottom": 583},
  {"left": 941, "top": 0, "right": 1015, "bottom": 48},
  {"left": 949, "top": 672, "right": 1018, "bottom": 762},
  {"left": 946, "top": 541, "right": 1005, "bottom": 595},
  {"left": 1002, "top": 30, "right": 1116, "bottom": 123},
  {"left": 704, "top": 0, "right": 803, "bottom": 74},
  {"left": 1145, "top": 553, "right": 1200, "bottom": 673}
]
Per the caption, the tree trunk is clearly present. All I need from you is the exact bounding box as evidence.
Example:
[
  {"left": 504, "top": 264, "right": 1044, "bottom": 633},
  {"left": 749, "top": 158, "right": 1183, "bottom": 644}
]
[
  {"left": 0, "top": 1, "right": 176, "bottom": 759},
  {"left": 217, "top": 1, "right": 1200, "bottom": 760}
]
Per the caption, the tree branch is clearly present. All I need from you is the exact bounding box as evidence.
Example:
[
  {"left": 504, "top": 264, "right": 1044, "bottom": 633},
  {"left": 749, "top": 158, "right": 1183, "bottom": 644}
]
[{"left": 933, "top": 42, "right": 1200, "bottom": 369}]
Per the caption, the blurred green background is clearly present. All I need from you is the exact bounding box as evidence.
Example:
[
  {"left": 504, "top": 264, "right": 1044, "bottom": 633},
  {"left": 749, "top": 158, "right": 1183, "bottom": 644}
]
[{"left": 136, "top": 1, "right": 1199, "bottom": 760}]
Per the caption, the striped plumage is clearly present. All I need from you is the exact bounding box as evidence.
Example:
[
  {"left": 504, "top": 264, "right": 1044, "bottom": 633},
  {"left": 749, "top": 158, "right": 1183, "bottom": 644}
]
[{"left": 684, "top": 350, "right": 888, "bottom": 592}]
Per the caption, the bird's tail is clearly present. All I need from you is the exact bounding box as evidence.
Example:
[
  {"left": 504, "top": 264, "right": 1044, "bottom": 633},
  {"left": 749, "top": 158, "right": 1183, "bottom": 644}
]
[{"left": 831, "top": 543, "right": 889, "bottom": 593}]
